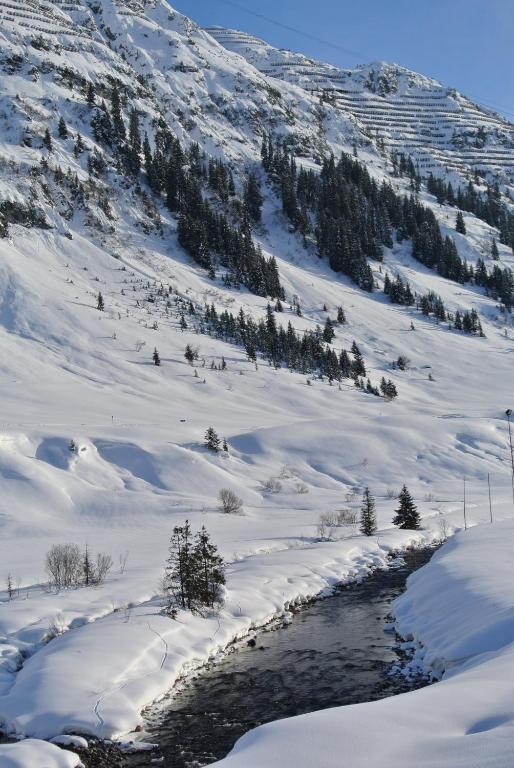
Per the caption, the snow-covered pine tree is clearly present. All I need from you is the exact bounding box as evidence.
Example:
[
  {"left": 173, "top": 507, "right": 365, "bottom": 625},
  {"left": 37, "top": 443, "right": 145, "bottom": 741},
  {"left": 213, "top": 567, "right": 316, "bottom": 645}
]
[
  {"left": 184, "top": 344, "right": 195, "bottom": 364},
  {"left": 360, "top": 487, "right": 377, "bottom": 535},
  {"left": 152, "top": 348, "right": 161, "bottom": 366},
  {"left": 192, "top": 526, "right": 225, "bottom": 610},
  {"left": 57, "top": 116, "right": 68, "bottom": 139},
  {"left": 205, "top": 427, "right": 221, "bottom": 452},
  {"left": 164, "top": 520, "right": 195, "bottom": 614},
  {"left": 455, "top": 210, "right": 466, "bottom": 234},
  {"left": 392, "top": 484, "right": 420, "bottom": 529}
]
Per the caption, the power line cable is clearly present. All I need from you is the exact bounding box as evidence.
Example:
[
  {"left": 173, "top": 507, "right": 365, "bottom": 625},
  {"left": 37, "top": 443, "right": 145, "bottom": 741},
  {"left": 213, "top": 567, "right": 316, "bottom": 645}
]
[
  {"left": 205, "top": 0, "right": 514, "bottom": 122},
  {"left": 208, "top": 0, "right": 371, "bottom": 61}
]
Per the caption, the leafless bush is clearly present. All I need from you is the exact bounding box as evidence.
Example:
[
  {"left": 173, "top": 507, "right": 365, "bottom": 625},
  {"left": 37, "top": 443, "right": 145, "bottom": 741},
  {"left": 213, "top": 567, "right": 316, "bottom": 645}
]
[
  {"left": 345, "top": 488, "right": 359, "bottom": 502},
  {"left": 437, "top": 514, "right": 450, "bottom": 541},
  {"left": 424, "top": 492, "right": 435, "bottom": 502},
  {"left": 119, "top": 551, "right": 129, "bottom": 574},
  {"left": 386, "top": 487, "right": 398, "bottom": 499},
  {"left": 46, "top": 543, "right": 81, "bottom": 589},
  {"left": 261, "top": 477, "right": 283, "bottom": 494},
  {"left": 280, "top": 465, "right": 300, "bottom": 479},
  {"left": 317, "top": 515, "right": 334, "bottom": 541},
  {"left": 319, "top": 511, "right": 339, "bottom": 528},
  {"left": 47, "top": 613, "right": 67, "bottom": 639},
  {"left": 95, "top": 553, "right": 113, "bottom": 584},
  {"left": 295, "top": 482, "right": 309, "bottom": 495},
  {"left": 218, "top": 488, "right": 244, "bottom": 514},
  {"left": 336, "top": 508, "right": 358, "bottom": 526}
]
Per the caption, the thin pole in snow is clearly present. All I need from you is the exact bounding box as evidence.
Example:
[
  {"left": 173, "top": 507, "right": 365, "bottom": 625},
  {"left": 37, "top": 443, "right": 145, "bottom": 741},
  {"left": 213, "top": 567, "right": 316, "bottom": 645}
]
[
  {"left": 463, "top": 477, "right": 467, "bottom": 531},
  {"left": 487, "top": 473, "right": 493, "bottom": 524},
  {"left": 505, "top": 410, "right": 514, "bottom": 505}
]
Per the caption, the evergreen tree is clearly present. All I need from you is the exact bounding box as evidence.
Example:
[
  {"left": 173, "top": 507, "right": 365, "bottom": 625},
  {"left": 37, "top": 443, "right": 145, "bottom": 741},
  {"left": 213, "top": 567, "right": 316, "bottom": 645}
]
[
  {"left": 192, "top": 526, "right": 225, "bottom": 609},
  {"left": 222, "top": 438, "right": 229, "bottom": 452},
  {"left": 163, "top": 521, "right": 225, "bottom": 615},
  {"left": 96, "top": 291, "right": 104, "bottom": 311},
  {"left": 336, "top": 306, "right": 346, "bottom": 324},
  {"left": 110, "top": 84, "right": 126, "bottom": 141},
  {"left": 58, "top": 116, "right": 68, "bottom": 139},
  {"left": 205, "top": 426, "right": 220, "bottom": 452},
  {"left": 491, "top": 238, "right": 499, "bottom": 260},
  {"left": 73, "top": 134, "right": 85, "bottom": 157},
  {"left": 360, "top": 487, "right": 377, "bottom": 536},
  {"left": 43, "top": 127, "right": 53, "bottom": 151},
  {"left": 164, "top": 520, "right": 196, "bottom": 613},
  {"left": 83, "top": 545, "right": 93, "bottom": 586},
  {"left": 244, "top": 172, "right": 263, "bottom": 223},
  {"left": 127, "top": 108, "right": 142, "bottom": 175},
  {"left": 86, "top": 81, "right": 96, "bottom": 106},
  {"left": 455, "top": 210, "right": 466, "bottom": 234},
  {"left": 153, "top": 347, "right": 161, "bottom": 366},
  {"left": 184, "top": 344, "right": 195, "bottom": 364},
  {"left": 323, "top": 317, "right": 335, "bottom": 343},
  {"left": 392, "top": 485, "right": 420, "bottom": 529}
]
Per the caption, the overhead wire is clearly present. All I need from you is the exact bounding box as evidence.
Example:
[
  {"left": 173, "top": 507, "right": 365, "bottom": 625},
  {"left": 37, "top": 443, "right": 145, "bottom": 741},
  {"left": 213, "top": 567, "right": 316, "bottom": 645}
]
[{"left": 204, "top": 0, "right": 514, "bottom": 122}]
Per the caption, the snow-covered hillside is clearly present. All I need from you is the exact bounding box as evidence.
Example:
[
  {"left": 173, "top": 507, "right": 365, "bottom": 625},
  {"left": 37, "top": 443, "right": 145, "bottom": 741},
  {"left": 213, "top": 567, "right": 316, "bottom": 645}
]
[
  {"left": 0, "top": 2, "right": 513, "bottom": 766},
  {"left": 208, "top": 26, "right": 514, "bottom": 190}
]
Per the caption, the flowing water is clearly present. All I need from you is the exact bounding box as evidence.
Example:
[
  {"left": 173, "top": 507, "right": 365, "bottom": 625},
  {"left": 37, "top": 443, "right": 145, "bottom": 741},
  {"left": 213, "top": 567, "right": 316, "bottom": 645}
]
[{"left": 126, "top": 546, "right": 434, "bottom": 768}]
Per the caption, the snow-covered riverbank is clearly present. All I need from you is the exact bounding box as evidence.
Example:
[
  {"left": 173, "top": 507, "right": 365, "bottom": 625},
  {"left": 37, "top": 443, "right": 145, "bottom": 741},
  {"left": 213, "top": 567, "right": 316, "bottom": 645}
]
[
  {"left": 211, "top": 519, "right": 514, "bottom": 768},
  {"left": 0, "top": 525, "right": 437, "bottom": 766}
]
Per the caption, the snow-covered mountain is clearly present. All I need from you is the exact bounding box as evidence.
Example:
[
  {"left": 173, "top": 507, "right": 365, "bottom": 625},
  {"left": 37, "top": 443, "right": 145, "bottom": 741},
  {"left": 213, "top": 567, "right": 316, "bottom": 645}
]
[
  {"left": 207, "top": 26, "right": 514, "bottom": 188},
  {"left": 0, "top": 2, "right": 513, "bottom": 767}
]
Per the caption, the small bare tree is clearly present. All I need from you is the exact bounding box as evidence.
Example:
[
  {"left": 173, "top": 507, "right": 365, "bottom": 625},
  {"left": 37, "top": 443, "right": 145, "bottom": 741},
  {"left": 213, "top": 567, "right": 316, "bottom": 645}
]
[
  {"left": 95, "top": 553, "right": 113, "bottom": 584},
  {"left": 119, "top": 551, "right": 129, "bottom": 574},
  {"left": 46, "top": 543, "right": 82, "bottom": 589},
  {"left": 218, "top": 488, "right": 243, "bottom": 514},
  {"left": 261, "top": 477, "right": 283, "bottom": 494}
]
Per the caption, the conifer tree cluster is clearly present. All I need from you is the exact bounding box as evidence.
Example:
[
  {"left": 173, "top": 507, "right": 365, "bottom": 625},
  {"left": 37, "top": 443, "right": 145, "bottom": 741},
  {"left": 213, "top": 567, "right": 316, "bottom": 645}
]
[
  {"left": 474, "top": 259, "right": 513, "bottom": 309},
  {"left": 427, "top": 174, "right": 514, "bottom": 251},
  {"left": 89, "top": 88, "right": 284, "bottom": 299},
  {"left": 261, "top": 137, "right": 513, "bottom": 309},
  {"left": 384, "top": 273, "right": 414, "bottom": 305},
  {"left": 201, "top": 302, "right": 374, "bottom": 385},
  {"left": 163, "top": 520, "right": 225, "bottom": 616},
  {"left": 454, "top": 308, "right": 484, "bottom": 335}
]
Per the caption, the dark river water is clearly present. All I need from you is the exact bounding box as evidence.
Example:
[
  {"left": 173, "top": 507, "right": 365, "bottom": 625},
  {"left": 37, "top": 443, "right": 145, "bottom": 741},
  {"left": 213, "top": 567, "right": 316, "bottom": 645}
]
[{"left": 124, "top": 546, "right": 434, "bottom": 768}]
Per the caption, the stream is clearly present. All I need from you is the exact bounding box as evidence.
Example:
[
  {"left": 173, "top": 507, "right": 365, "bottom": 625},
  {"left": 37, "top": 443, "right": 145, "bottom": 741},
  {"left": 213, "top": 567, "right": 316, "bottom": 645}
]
[{"left": 124, "top": 546, "right": 435, "bottom": 768}]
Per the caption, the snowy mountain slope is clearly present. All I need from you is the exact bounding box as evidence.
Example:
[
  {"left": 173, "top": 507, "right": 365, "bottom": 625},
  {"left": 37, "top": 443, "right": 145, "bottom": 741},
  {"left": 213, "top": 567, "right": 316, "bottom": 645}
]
[
  {"left": 207, "top": 27, "right": 514, "bottom": 190},
  {"left": 0, "top": 2, "right": 513, "bottom": 765}
]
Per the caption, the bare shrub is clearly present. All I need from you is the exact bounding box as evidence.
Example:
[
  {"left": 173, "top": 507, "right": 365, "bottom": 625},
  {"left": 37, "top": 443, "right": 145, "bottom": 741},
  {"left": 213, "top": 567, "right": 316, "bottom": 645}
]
[
  {"left": 47, "top": 613, "right": 67, "bottom": 639},
  {"left": 386, "top": 487, "right": 398, "bottom": 499},
  {"left": 95, "top": 553, "right": 113, "bottom": 584},
  {"left": 280, "top": 465, "right": 300, "bottom": 479},
  {"left": 319, "top": 511, "right": 338, "bottom": 528},
  {"left": 345, "top": 488, "right": 359, "bottom": 502},
  {"left": 119, "top": 551, "right": 129, "bottom": 574},
  {"left": 317, "top": 515, "right": 334, "bottom": 541},
  {"left": 437, "top": 514, "right": 450, "bottom": 541},
  {"left": 261, "top": 477, "right": 283, "bottom": 494},
  {"left": 295, "top": 481, "right": 309, "bottom": 495},
  {"left": 46, "top": 543, "right": 81, "bottom": 589},
  {"left": 336, "top": 508, "right": 358, "bottom": 526},
  {"left": 424, "top": 492, "right": 435, "bottom": 503},
  {"left": 218, "top": 488, "right": 244, "bottom": 514}
]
